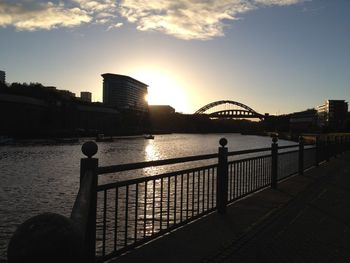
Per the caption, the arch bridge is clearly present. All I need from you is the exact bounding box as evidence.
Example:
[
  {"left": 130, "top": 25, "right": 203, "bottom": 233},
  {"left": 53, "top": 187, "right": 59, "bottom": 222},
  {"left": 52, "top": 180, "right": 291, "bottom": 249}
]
[{"left": 195, "top": 100, "right": 265, "bottom": 120}]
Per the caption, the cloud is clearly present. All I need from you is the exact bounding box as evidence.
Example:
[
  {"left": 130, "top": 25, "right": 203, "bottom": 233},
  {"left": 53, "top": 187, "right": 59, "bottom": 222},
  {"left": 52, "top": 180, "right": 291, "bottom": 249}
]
[
  {"left": 119, "top": 0, "right": 307, "bottom": 40},
  {"left": 73, "top": 0, "right": 119, "bottom": 25},
  {"left": 0, "top": 1, "right": 91, "bottom": 31},
  {"left": 0, "top": 0, "right": 308, "bottom": 39}
]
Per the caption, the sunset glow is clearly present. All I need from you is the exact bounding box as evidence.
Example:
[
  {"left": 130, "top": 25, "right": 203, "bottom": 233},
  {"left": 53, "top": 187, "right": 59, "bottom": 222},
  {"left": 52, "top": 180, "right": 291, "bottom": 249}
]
[{"left": 132, "top": 69, "right": 190, "bottom": 113}]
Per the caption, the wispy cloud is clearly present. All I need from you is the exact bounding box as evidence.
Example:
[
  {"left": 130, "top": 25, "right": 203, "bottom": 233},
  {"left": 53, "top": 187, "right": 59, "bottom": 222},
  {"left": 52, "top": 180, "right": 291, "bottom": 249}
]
[
  {"left": 119, "top": 0, "right": 308, "bottom": 40},
  {"left": 72, "top": 0, "right": 119, "bottom": 25},
  {"left": 0, "top": 1, "right": 91, "bottom": 31},
  {"left": 0, "top": 0, "right": 308, "bottom": 38}
]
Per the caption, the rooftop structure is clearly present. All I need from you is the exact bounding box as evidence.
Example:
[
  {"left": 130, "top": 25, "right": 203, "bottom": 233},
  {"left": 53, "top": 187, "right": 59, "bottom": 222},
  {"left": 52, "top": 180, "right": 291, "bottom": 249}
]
[{"left": 80, "top": 91, "right": 92, "bottom": 102}]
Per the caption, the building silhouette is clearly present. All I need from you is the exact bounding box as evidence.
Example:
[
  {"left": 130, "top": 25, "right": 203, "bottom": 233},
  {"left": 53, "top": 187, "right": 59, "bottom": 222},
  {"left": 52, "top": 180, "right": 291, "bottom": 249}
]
[
  {"left": 80, "top": 91, "right": 92, "bottom": 102},
  {"left": 317, "top": 100, "right": 348, "bottom": 129},
  {"left": 102, "top": 73, "right": 148, "bottom": 111},
  {"left": 0, "top": 70, "right": 5, "bottom": 84}
]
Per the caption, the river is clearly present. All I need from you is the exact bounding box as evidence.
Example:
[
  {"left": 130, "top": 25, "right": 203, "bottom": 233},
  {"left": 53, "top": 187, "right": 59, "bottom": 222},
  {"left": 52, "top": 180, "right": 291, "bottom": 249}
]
[{"left": 0, "top": 133, "right": 295, "bottom": 260}]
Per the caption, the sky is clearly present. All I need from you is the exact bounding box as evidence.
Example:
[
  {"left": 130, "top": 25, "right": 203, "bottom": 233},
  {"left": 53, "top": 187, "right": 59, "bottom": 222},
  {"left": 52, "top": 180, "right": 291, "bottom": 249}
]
[{"left": 0, "top": 0, "right": 349, "bottom": 114}]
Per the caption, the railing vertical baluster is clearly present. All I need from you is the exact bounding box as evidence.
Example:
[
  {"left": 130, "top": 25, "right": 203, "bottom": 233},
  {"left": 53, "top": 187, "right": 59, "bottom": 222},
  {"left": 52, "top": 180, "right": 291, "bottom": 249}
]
[
  {"left": 152, "top": 180, "right": 155, "bottom": 234},
  {"left": 245, "top": 160, "right": 248, "bottom": 194},
  {"left": 211, "top": 167, "right": 214, "bottom": 208},
  {"left": 299, "top": 136, "right": 304, "bottom": 175},
  {"left": 114, "top": 187, "right": 118, "bottom": 251},
  {"left": 192, "top": 171, "right": 195, "bottom": 217},
  {"left": 134, "top": 184, "right": 138, "bottom": 243},
  {"left": 160, "top": 178, "right": 163, "bottom": 230},
  {"left": 174, "top": 175, "right": 177, "bottom": 225},
  {"left": 144, "top": 181, "right": 147, "bottom": 238},
  {"left": 186, "top": 173, "right": 190, "bottom": 219},
  {"left": 207, "top": 169, "right": 210, "bottom": 209},
  {"left": 197, "top": 171, "right": 200, "bottom": 215},
  {"left": 229, "top": 163, "right": 232, "bottom": 200},
  {"left": 271, "top": 134, "right": 278, "bottom": 189},
  {"left": 180, "top": 173, "right": 184, "bottom": 222},
  {"left": 125, "top": 185, "right": 129, "bottom": 247},
  {"left": 202, "top": 169, "right": 205, "bottom": 212},
  {"left": 167, "top": 177, "right": 170, "bottom": 228},
  {"left": 217, "top": 138, "right": 228, "bottom": 214},
  {"left": 102, "top": 189, "right": 107, "bottom": 257}
]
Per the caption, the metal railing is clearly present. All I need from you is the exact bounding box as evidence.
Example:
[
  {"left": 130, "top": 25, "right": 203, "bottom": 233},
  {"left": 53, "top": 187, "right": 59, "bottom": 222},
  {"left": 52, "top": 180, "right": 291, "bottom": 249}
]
[{"left": 7, "top": 134, "right": 350, "bottom": 263}]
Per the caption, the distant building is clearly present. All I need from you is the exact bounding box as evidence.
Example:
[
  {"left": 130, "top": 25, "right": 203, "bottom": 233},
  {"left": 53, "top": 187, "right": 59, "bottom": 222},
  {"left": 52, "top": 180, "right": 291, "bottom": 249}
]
[
  {"left": 149, "top": 105, "right": 175, "bottom": 115},
  {"left": 289, "top": 109, "right": 318, "bottom": 131},
  {"left": 0, "top": 70, "right": 5, "bottom": 84},
  {"left": 102, "top": 73, "right": 148, "bottom": 111},
  {"left": 80, "top": 91, "right": 92, "bottom": 102},
  {"left": 317, "top": 100, "right": 348, "bottom": 129}
]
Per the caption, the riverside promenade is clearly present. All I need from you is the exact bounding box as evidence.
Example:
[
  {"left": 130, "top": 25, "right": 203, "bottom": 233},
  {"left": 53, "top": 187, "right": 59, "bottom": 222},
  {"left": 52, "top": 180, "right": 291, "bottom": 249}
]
[{"left": 113, "top": 151, "right": 350, "bottom": 263}]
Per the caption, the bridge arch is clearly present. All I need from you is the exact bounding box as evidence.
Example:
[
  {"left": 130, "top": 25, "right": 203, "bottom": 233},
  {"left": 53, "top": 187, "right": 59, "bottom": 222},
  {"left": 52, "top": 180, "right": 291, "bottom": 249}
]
[{"left": 194, "top": 100, "right": 264, "bottom": 119}]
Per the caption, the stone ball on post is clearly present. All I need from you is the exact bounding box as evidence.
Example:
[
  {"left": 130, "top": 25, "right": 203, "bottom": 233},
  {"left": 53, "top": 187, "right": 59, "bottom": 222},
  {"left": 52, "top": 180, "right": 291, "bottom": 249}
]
[
  {"left": 7, "top": 212, "right": 83, "bottom": 263},
  {"left": 219, "top": 138, "right": 228, "bottom": 147},
  {"left": 81, "top": 141, "right": 98, "bottom": 158},
  {"left": 299, "top": 136, "right": 304, "bottom": 144},
  {"left": 271, "top": 133, "right": 278, "bottom": 143}
]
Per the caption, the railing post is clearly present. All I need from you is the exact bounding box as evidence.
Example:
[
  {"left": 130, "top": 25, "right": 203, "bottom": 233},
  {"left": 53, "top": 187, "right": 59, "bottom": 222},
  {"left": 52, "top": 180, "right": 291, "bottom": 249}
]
[
  {"left": 298, "top": 136, "right": 304, "bottom": 175},
  {"left": 217, "top": 138, "right": 228, "bottom": 214},
  {"left": 315, "top": 136, "right": 320, "bottom": 166},
  {"left": 80, "top": 141, "right": 98, "bottom": 263},
  {"left": 271, "top": 134, "right": 278, "bottom": 189},
  {"left": 326, "top": 136, "right": 330, "bottom": 161}
]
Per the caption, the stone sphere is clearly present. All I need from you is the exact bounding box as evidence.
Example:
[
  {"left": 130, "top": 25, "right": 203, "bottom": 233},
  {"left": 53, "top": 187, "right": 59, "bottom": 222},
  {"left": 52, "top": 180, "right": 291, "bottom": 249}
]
[
  {"left": 7, "top": 213, "right": 83, "bottom": 263},
  {"left": 219, "top": 138, "right": 228, "bottom": 147},
  {"left": 271, "top": 133, "right": 278, "bottom": 143},
  {"left": 81, "top": 141, "right": 98, "bottom": 158}
]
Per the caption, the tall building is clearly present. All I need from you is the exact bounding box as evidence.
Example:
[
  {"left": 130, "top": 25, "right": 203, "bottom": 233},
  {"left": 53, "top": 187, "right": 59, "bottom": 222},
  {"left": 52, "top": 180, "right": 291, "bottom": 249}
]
[
  {"left": 0, "top": 70, "right": 5, "bottom": 84},
  {"left": 102, "top": 73, "right": 148, "bottom": 111},
  {"left": 80, "top": 91, "right": 92, "bottom": 102},
  {"left": 317, "top": 100, "right": 348, "bottom": 128}
]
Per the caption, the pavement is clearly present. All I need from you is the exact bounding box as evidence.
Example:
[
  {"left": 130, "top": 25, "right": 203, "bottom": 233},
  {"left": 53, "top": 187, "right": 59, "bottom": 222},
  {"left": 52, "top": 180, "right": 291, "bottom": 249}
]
[{"left": 111, "top": 151, "right": 350, "bottom": 263}]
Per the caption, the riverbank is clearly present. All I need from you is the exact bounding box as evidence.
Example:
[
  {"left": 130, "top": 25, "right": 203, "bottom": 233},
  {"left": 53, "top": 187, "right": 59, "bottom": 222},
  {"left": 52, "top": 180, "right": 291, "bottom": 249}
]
[{"left": 112, "top": 151, "right": 350, "bottom": 263}]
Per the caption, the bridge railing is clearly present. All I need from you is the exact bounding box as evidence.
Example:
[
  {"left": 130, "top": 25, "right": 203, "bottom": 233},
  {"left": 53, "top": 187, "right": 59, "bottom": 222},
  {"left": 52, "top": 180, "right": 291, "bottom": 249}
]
[{"left": 7, "top": 134, "right": 350, "bottom": 263}]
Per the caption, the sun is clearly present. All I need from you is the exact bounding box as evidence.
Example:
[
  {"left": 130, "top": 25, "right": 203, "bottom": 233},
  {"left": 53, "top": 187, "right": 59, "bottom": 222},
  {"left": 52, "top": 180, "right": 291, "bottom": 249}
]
[{"left": 131, "top": 69, "right": 189, "bottom": 113}]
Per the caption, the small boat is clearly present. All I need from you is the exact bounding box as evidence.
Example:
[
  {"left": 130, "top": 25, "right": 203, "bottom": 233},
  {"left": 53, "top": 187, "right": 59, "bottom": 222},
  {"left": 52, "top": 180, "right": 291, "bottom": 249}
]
[
  {"left": 144, "top": 134, "right": 154, "bottom": 139},
  {"left": 96, "top": 134, "right": 114, "bottom": 142}
]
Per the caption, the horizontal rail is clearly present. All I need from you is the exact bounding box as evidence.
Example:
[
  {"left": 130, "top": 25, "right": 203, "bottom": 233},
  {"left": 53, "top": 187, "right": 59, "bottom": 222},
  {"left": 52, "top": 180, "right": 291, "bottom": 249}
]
[
  {"left": 97, "top": 164, "right": 218, "bottom": 191},
  {"left": 227, "top": 147, "right": 271, "bottom": 156},
  {"left": 98, "top": 145, "right": 299, "bottom": 175},
  {"left": 98, "top": 153, "right": 218, "bottom": 174}
]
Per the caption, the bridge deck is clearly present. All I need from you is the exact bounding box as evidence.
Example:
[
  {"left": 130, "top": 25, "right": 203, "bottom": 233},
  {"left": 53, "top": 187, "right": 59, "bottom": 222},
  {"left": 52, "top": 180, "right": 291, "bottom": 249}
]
[{"left": 111, "top": 152, "right": 350, "bottom": 263}]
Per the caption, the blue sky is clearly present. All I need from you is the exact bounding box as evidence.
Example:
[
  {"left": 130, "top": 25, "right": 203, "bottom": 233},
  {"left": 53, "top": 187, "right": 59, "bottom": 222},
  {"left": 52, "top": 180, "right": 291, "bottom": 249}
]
[{"left": 0, "top": 0, "right": 349, "bottom": 114}]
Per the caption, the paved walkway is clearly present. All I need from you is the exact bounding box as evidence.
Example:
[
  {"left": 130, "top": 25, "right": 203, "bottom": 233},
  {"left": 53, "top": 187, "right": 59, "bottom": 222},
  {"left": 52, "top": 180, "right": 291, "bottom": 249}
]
[{"left": 112, "top": 152, "right": 350, "bottom": 263}]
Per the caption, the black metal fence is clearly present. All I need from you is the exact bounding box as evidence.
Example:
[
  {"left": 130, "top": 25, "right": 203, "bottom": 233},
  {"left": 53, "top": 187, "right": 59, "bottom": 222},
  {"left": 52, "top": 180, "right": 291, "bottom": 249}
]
[
  {"left": 7, "top": 134, "right": 350, "bottom": 263},
  {"left": 90, "top": 135, "right": 335, "bottom": 262}
]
